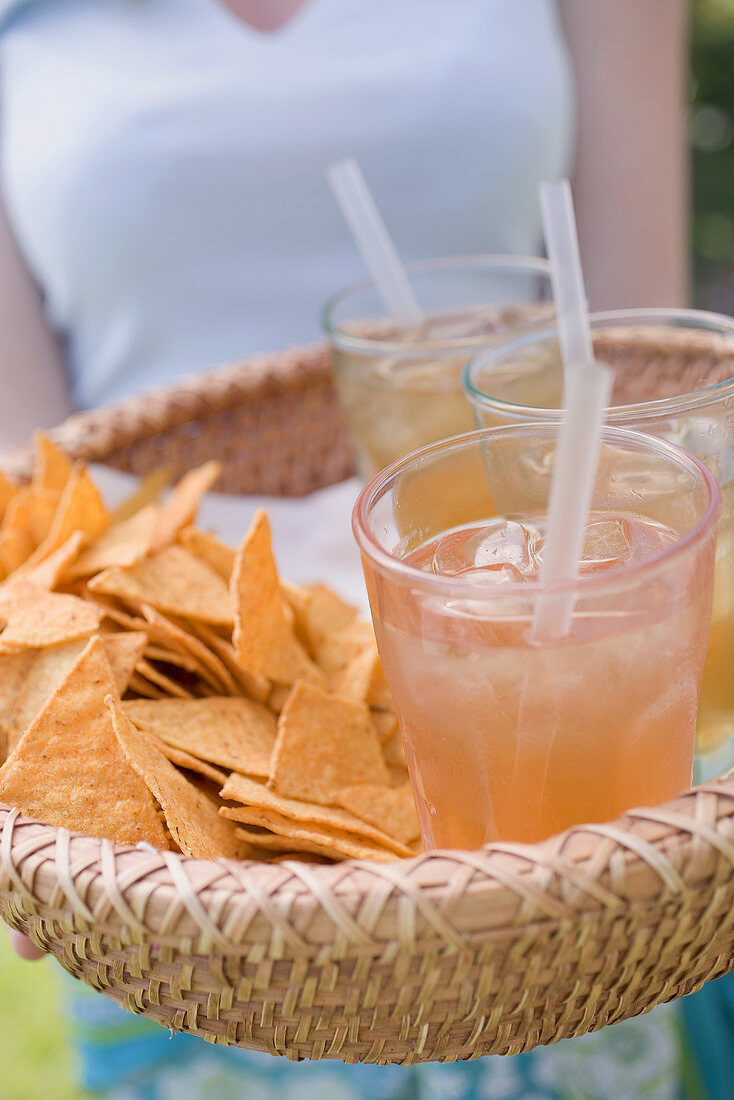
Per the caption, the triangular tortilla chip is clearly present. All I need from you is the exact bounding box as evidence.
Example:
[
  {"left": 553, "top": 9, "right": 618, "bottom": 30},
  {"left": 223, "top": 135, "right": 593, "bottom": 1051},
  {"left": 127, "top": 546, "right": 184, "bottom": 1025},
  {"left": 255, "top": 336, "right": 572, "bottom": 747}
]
[
  {"left": 89, "top": 546, "right": 234, "bottom": 627},
  {"left": 270, "top": 682, "right": 390, "bottom": 805},
  {"left": 221, "top": 772, "right": 410, "bottom": 857},
  {"left": 231, "top": 512, "right": 323, "bottom": 686},
  {"left": 313, "top": 618, "right": 375, "bottom": 679},
  {"left": 101, "top": 631, "right": 148, "bottom": 693},
  {"left": 5, "top": 631, "right": 148, "bottom": 760},
  {"left": 22, "top": 463, "right": 108, "bottom": 570},
  {"left": 0, "top": 591, "right": 103, "bottom": 653},
  {"left": 124, "top": 696, "right": 276, "bottom": 777},
  {"left": 179, "top": 526, "right": 235, "bottom": 580},
  {"left": 67, "top": 504, "right": 159, "bottom": 579},
  {"left": 0, "top": 638, "right": 168, "bottom": 848},
  {"left": 0, "top": 494, "right": 38, "bottom": 574},
  {"left": 108, "top": 696, "right": 243, "bottom": 859},
  {"left": 161, "top": 745, "right": 228, "bottom": 786},
  {"left": 333, "top": 783, "right": 420, "bottom": 845},
  {"left": 184, "top": 620, "right": 269, "bottom": 702},
  {"left": 285, "top": 583, "right": 358, "bottom": 655},
  {"left": 371, "top": 709, "right": 398, "bottom": 744},
  {"left": 150, "top": 461, "right": 221, "bottom": 553},
  {"left": 31, "top": 433, "right": 73, "bottom": 494},
  {"left": 0, "top": 652, "right": 35, "bottom": 762},
  {"left": 21, "top": 489, "right": 59, "bottom": 547},
  {"left": 135, "top": 607, "right": 239, "bottom": 694},
  {"left": 328, "top": 641, "right": 392, "bottom": 708},
  {"left": 110, "top": 466, "right": 172, "bottom": 524},
  {"left": 20, "top": 531, "right": 87, "bottom": 590},
  {"left": 134, "top": 659, "right": 194, "bottom": 699},
  {"left": 0, "top": 526, "right": 32, "bottom": 577},
  {"left": 383, "top": 731, "right": 406, "bottom": 768},
  {"left": 230, "top": 812, "right": 397, "bottom": 862},
  {"left": 0, "top": 469, "right": 18, "bottom": 522}
]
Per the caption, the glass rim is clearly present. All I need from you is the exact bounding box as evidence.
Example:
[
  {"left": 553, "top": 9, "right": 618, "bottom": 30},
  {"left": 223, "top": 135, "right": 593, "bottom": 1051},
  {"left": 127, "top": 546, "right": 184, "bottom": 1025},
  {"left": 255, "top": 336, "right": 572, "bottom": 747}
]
[
  {"left": 321, "top": 253, "right": 552, "bottom": 356},
  {"left": 463, "top": 307, "right": 734, "bottom": 421},
  {"left": 352, "top": 423, "right": 721, "bottom": 602}
]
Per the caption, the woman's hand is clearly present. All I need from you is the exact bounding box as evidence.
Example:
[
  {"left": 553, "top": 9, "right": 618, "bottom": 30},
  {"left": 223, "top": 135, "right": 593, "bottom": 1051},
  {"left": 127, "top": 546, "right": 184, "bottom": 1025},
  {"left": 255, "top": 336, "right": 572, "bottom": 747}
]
[
  {"left": 218, "top": 0, "right": 309, "bottom": 32},
  {"left": 8, "top": 930, "right": 45, "bottom": 961}
]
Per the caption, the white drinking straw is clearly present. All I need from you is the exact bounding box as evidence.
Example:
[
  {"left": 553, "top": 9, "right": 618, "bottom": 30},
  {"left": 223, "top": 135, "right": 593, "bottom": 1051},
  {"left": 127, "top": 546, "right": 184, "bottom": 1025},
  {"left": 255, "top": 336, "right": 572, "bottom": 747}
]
[
  {"left": 532, "top": 180, "right": 612, "bottom": 642},
  {"left": 531, "top": 362, "right": 613, "bottom": 642},
  {"left": 539, "top": 179, "right": 593, "bottom": 397},
  {"left": 327, "top": 158, "right": 424, "bottom": 328}
]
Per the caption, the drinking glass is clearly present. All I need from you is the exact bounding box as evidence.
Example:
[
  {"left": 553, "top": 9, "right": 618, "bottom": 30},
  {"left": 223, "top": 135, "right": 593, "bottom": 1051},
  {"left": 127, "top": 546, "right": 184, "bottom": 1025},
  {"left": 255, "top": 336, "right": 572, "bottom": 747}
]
[
  {"left": 322, "top": 255, "right": 553, "bottom": 480},
  {"left": 354, "top": 424, "right": 719, "bottom": 849},
  {"left": 464, "top": 309, "right": 734, "bottom": 780}
]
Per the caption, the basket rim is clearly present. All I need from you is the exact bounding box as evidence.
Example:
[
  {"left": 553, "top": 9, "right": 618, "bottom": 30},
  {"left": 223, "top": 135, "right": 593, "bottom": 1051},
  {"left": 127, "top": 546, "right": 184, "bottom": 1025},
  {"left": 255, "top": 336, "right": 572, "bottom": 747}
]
[{"left": 3, "top": 766, "right": 734, "bottom": 953}]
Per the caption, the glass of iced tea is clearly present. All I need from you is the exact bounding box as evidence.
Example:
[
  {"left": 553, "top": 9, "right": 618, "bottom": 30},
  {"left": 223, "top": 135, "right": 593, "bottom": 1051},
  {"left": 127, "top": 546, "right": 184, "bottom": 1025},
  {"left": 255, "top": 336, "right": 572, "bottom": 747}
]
[
  {"left": 464, "top": 309, "right": 734, "bottom": 781},
  {"left": 322, "top": 255, "right": 553, "bottom": 481},
  {"left": 353, "top": 424, "right": 719, "bottom": 850}
]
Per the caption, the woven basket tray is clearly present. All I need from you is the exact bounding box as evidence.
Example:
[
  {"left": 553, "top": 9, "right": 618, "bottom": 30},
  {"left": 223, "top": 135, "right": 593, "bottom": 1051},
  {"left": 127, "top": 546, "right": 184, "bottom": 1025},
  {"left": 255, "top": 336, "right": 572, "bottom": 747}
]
[{"left": 0, "top": 343, "right": 733, "bottom": 1065}]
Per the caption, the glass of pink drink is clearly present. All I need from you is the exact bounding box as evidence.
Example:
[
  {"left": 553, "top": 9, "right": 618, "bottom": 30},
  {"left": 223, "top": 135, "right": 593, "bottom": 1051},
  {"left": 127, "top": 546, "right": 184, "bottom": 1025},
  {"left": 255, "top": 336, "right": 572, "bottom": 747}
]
[{"left": 353, "top": 425, "right": 720, "bottom": 850}]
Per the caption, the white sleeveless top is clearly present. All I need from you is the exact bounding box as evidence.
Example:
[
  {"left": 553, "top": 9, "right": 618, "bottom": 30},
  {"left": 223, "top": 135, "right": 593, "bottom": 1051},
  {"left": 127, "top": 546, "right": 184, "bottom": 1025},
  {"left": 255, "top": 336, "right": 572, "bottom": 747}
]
[{"left": 0, "top": 0, "right": 572, "bottom": 408}]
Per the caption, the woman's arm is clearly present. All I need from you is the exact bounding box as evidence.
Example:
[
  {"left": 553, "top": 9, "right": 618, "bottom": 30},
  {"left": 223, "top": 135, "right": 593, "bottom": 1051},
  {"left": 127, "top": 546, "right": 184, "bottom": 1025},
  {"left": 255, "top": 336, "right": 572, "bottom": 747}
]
[
  {"left": 0, "top": 194, "right": 71, "bottom": 452},
  {"left": 559, "top": 0, "right": 689, "bottom": 309}
]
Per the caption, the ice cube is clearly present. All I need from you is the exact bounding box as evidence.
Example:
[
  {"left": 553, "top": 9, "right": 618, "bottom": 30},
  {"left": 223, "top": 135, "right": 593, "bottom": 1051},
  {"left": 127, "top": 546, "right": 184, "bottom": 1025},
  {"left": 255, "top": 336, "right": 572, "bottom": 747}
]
[
  {"left": 579, "top": 517, "right": 633, "bottom": 573},
  {"left": 432, "top": 519, "right": 543, "bottom": 580}
]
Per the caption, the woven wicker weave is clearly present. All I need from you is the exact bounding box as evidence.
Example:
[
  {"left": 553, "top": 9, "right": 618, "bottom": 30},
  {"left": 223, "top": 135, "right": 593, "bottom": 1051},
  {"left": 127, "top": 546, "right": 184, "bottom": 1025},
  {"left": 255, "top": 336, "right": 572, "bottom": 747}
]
[{"left": 0, "top": 341, "right": 733, "bottom": 1065}]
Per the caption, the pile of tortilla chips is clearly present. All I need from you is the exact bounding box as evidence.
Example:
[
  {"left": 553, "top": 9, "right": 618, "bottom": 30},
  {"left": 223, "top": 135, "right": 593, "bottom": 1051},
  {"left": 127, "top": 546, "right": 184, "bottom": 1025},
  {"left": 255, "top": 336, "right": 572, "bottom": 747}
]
[{"left": 0, "top": 435, "right": 420, "bottom": 863}]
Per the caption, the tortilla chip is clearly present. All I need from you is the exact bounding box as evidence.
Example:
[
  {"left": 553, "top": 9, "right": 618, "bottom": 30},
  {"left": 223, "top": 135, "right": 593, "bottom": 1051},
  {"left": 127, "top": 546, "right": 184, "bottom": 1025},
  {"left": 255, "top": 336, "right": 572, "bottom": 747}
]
[
  {"left": 0, "top": 470, "right": 18, "bottom": 521},
  {"left": 0, "top": 495, "right": 38, "bottom": 574},
  {"left": 270, "top": 681, "right": 390, "bottom": 805},
  {"left": 135, "top": 659, "right": 195, "bottom": 700},
  {"left": 4, "top": 630, "right": 148, "bottom": 758},
  {"left": 226, "top": 807, "right": 397, "bottom": 862},
  {"left": 185, "top": 620, "right": 269, "bottom": 702},
  {"left": 0, "top": 638, "right": 168, "bottom": 847},
  {"left": 108, "top": 696, "right": 244, "bottom": 859},
  {"left": 286, "top": 583, "right": 358, "bottom": 655},
  {"left": 100, "top": 632, "right": 148, "bottom": 693},
  {"left": 231, "top": 512, "right": 323, "bottom": 686},
  {"left": 21, "top": 531, "right": 87, "bottom": 590},
  {"left": 0, "top": 527, "right": 32, "bottom": 577},
  {"left": 328, "top": 643, "right": 392, "bottom": 708},
  {"left": 179, "top": 526, "right": 235, "bottom": 580},
  {"left": 150, "top": 461, "right": 221, "bottom": 553},
  {"left": 128, "top": 672, "right": 165, "bottom": 699},
  {"left": 23, "top": 489, "right": 60, "bottom": 547},
  {"left": 161, "top": 745, "right": 228, "bottom": 786},
  {"left": 221, "top": 772, "right": 411, "bottom": 857},
  {"left": 89, "top": 546, "right": 234, "bottom": 627},
  {"left": 371, "top": 709, "right": 398, "bottom": 744},
  {"left": 68, "top": 503, "right": 159, "bottom": 579},
  {"left": 124, "top": 696, "right": 276, "bottom": 777},
  {"left": 334, "top": 783, "right": 420, "bottom": 845},
  {"left": 0, "top": 652, "right": 35, "bottom": 762},
  {"left": 31, "top": 433, "right": 72, "bottom": 494},
  {"left": 0, "top": 592, "right": 103, "bottom": 653},
  {"left": 313, "top": 618, "right": 375, "bottom": 679},
  {"left": 23, "top": 464, "right": 108, "bottom": 570},
  {"left": 135, "top": 605, "right": 240, "bottom": 695},
  {"left": 110, "top": 466, "right": 172, "bottom": 524},
  {"left": 383, "top": 731, "right": 406, "bottom": 768},
  {"left": 268, "top": 684, "right": 291, "bottom": 713}
]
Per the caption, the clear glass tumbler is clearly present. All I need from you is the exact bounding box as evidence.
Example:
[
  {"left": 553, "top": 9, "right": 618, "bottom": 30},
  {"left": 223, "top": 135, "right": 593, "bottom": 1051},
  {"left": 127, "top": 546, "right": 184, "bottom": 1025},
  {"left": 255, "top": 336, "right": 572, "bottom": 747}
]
[
  {"left": 354, "top": 424, "right": 720, "bottom": 850},
  {"left": 464, "top": 309, "right": 734, "bottom": 781},
  {"left": 322, "top": 255, "right": 553, "bottom": 481}
]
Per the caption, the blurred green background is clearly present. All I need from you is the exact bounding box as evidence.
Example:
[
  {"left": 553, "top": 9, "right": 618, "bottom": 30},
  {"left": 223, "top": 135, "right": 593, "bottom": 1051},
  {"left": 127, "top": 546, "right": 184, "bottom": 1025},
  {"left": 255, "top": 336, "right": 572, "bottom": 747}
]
[
  {"left": 692, "top": 0, "right": 734, "bottom": 308},
  {"left": 0, "top": 4, "right": 732, "bottom": 1099}
]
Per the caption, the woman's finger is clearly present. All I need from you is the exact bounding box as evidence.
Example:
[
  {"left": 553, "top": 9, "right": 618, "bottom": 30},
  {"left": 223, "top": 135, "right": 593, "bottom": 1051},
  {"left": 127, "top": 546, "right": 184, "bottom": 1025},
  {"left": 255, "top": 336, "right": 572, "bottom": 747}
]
[{"left": 9, "top": 929, "right": 46, "bottom": 961}]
